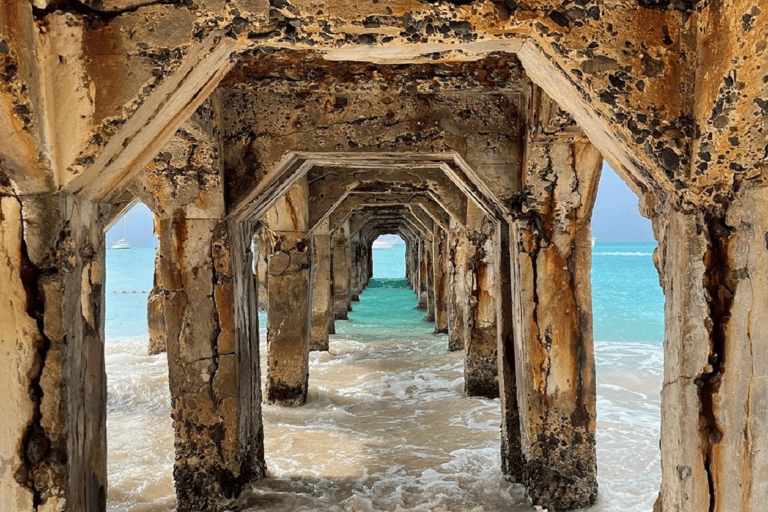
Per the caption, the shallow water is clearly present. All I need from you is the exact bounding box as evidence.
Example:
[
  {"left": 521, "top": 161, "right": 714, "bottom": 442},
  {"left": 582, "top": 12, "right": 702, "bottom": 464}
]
[{"left": 105, "top": 244, "right": 663, "bottom": 512}]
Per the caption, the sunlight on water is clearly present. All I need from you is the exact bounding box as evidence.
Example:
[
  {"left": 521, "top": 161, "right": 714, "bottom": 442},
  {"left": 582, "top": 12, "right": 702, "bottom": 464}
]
[{"left": 105, "top": 243, "right": 663, "bottom": 512}]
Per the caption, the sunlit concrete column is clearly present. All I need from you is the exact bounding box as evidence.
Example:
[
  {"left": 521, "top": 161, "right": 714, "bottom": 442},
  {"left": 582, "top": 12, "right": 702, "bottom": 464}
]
[
  {"left": 652, "top": 184, "right": 768, "bottom": 512},
  {"left": 332, "top": 223, "right": 351, "bottom": 320},
  {"left": 464, "top": 204, "right": 500, "bottom": 399},
  {"left": 310, "top": 220, "right": 332, "bottom": 352},
  {"left": 265, "top": 181, "right": 312, "bottom": 406},
  {"left": 153, "top": 213, "right": 264, "bottom": 510},
  {"left": 130, "top": 128, "right": 264, "bottom": 510},
  {"left": 433, "top": 226, "right": 449, "bottom": 334},
  {"left": 511, "top": 141, "right": 600, "bottom": 510},
  {"left": 447, "top": 218, "right": 469, "bottom": 351},
  {"left": 1, "top": 194, "right": 105, "bottom": 512}
]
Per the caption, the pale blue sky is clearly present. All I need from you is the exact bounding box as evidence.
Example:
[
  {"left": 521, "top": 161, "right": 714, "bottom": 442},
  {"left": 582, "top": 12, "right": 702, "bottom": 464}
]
[{"left": 106, "top": 164, "right": 655, "bottom": 248}]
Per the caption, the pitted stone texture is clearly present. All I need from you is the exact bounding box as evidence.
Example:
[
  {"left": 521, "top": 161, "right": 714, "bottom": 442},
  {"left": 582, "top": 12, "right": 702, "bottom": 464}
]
[
  {"left": 0, "top": 194, "right": 106, "bottom": 512},
  {"left": 0, "top": 196, "right": 41, "bottom": 512},
  {"left": 266, "top": 234, "right": 311, "bottom": 405},
  {"left": 156, "top": 216, "right": 264, "bottom": 512},
  {"left": 464, "top": 210, "right": 499, "bottom": 399},
  {"left": 447, "top": 219, "right": 468, "bottom": 352},
  {"left": 511, "top": 140, "right": 601, "bottom": 510},
  {"left": 309, "top": 232, "right": 332, "bottom": 351}
]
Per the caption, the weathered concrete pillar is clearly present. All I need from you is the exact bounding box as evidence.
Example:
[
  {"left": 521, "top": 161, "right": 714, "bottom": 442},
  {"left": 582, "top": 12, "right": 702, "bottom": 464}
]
[
  {"left": 154, "top": 214, "right": 264, "bottom": 511},
  {"left": 361, "top": 238, "right": 371, "bottom": 291},
  {"left": 265, "top": 182, "right": 311, "bottom": 406},
  {"left": 510, "top": 142, "right": 601, "bottom": 510},
  {"left": 497, "top": 220, "right": 524, "bottom": 483},
  {"left": 447, "top": 219, "right": 469, "bottom": 352},
  {"left": 417, "top": 238, "right": 429, "bottom": 310},
  {"left": 433, "top": 227, "right": 449, "bottom": 333},
  {"left": 405, "top": 239, "right": 413, "bottom": 289},
  {"left": 653, "top": 184, "right": 768, "bottom": 512},
  {"left": 147, "top": 243, "right": 167, "bottom": 355},
  {"left": 350, "top": 236, "right": 363, "bottom": 301},
  {"left": 130, "top": 126, "right": 265, "bottom": 510},
  {"left": 332, "top": 224, "right": 351, "bottom": 320},
  {"left": 425, "top": 235, "right": 436, "bottom": 323},
  {"left": 1, "top": 194, "right": 106, "bottom": 512},
  {"left": 309, "top": 224, "right": 332, "bottom": 352},
  {"left": 252, "top": 223, "right": 271, "bottom": 312},
  {"left": 464, "top": 206, "right": 500, "bottom": 399}
]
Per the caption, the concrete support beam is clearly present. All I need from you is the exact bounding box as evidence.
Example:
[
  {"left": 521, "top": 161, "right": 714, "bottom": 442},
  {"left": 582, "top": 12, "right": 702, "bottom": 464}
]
[
  {"left": 653, "top": 183, "right": 768, "bottom": 512},
  {"left": 447, "top": 218, "right": 469, "bottom": 352},
  {"left": 464, "top": 205, "right": 500, "bottom": 399},
  {"left": 510, "top": 141, "right": 601, "bottom": 510},
  {"left": 309, "top": 221, "right": 332, "bottom": 352},
  {"left": 424, "top": 235, "right": 436, "bottom": 323},
  {"left": 129, "top": 122, "right": 264, "bottom": 510},
  {"left": 498, "top": 220, "right": 524, "bottom": 483},
  {"left": 147, "top": 244, "right": 166, "bottom": 355},
  {"left": 433, "top": 226, "right": 449, "bottom": 334},
  {"left": 349, "top": 235, "right": 364, "bottom": 301},
  {"left": 154, "top": 214, "right": 264, "bottom": 511},
  {"left": 0, "top": 194, "right": 105, "bottom": 512},
  {"left": 252, "top": 224, "right": 271, "bottom": 312},
  {"left": 332, "top": 223, "right": 352, "bottom": 321},
  {"left": 417, "top": 238, "right": 429, "bottom": 311},
  {"left": 265, "top": 182, "right": 311, "bottom": 406}
]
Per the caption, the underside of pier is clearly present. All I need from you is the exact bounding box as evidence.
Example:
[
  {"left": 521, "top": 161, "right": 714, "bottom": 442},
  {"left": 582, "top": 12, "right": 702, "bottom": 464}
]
[{"left": 1, "top": 0, "right": 767, "bottom": 511}]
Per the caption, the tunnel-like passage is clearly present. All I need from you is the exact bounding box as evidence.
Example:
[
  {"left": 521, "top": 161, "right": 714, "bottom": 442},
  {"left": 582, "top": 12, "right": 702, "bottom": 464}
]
[{"left": 2, "top": 3, "right": 768, "bottom": 512}]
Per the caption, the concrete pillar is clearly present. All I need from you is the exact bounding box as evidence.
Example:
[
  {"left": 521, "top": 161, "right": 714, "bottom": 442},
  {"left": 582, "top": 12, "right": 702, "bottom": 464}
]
[
  {"left": 464, "top": 206, "right": 500, "bottom": 399},
  {"left": 332, "top": 224, "right": 351, "bottom": 320},
  {"left": 265, "top": 182, "right": 311, "bottom": 406},
  {"left": 653, "top": 184, "right": 768, "bottom": 512},
  {"left": 127, "top": 126, "right": 264, "bottom": 510},
  {"left": 510, "top": 141, "right": 600, "bottom": 510},
  {"left": 425, "top": 236, "right": 436, "bottom": 323},
  {"left": 447, "top": 218, "right": 468, "bottom": 351},
  {"left": 147, "top": 241, "right": 167, "bottom": 355},
  {"left": 252, "top": 223, "right": 271, "bottom": 311},
  {"left": 350, "top": 236, "right": 363, "bottom": 301},
  {"left": 154, "top": 214, "right": 264, "bottom": 511},
  {"left": 310, "top": 228, "right": 332, "bottom": 352},
  {"left": 1, "top": 194, "right": 106, "bottom": 512},
  {"left": 417, "top": 238, "right": 429, "bottom": 310},
  {"left": 433, "top": 227, "right": 449, "bottom": 333},
  {"left": 497, "top": 220, "right": 524, "bottom": 483},
  {"left": 405, "top": 239, "right": 413, "bottom": 288}
]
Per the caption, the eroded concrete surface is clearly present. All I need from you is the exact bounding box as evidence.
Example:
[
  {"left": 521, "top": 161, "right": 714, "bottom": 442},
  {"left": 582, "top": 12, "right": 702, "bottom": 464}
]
[{"left": 1, "top": 0, "right": 767, "bottom": 511}]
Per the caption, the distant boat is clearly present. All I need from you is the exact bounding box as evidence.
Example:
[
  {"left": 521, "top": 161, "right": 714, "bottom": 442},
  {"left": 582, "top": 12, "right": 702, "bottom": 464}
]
[
  {"left": 111, "top": 238, "right": 131, "bottom": 249},
  {"left": 372, "top": 240, "right": 393, "bottom": 250},
  {"left": 111, "top": 218, "right": 131, "bottom": 249},
  {"left": 592, "top": 237, "right": 596, "bottom": 247}
]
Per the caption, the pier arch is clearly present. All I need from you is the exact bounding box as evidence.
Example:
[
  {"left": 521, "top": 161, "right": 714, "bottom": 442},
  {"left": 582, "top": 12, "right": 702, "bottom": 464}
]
[{"left": 0, "top": 2, "right": 766, "bottom": 512}]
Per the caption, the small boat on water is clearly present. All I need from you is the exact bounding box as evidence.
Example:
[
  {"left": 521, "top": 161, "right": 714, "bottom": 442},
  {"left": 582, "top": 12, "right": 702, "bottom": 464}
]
[
  {"left": 111, "top": 238, "right": 131, "bottom": 249},
  {"left": 372, "top": 240, "right": 394, "bottom": 250},
  {"left": 111, "top": 218, "right": 131, "bottom": 249},
  {"left": 592, "top": 236, "right": 596, "bottom": 247}
]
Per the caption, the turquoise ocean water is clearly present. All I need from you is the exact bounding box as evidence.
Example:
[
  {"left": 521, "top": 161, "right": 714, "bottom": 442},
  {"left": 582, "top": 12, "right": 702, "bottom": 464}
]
[{"left": 105, "top": 242, "right": 664, "bottom": 512}]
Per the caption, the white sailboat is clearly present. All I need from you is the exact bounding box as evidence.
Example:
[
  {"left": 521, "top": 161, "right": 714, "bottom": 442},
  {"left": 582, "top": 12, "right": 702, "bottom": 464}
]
[
  {"left": 372, "top": 240, "right": 394, "bottom": 250},
  {"left": 111, "top": 218, "right": 131, "bottom": 249}
]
